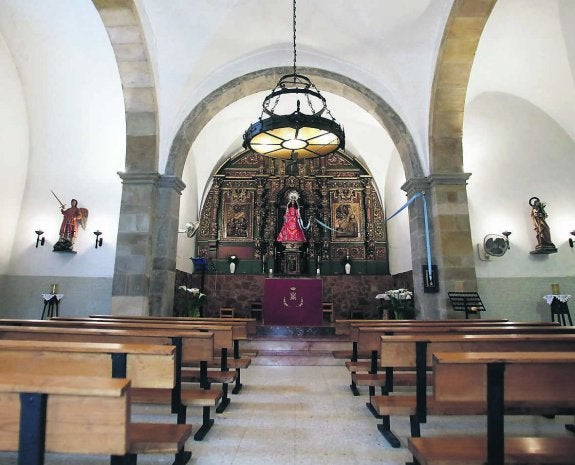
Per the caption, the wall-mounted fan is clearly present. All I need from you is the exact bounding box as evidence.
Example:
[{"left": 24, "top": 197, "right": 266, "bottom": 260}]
[
  {"left": 178, "top": 221, "right": 200, "bottom": 238},
  {"left": 477, "top": 232, "right": 510, "bottom": 261}
]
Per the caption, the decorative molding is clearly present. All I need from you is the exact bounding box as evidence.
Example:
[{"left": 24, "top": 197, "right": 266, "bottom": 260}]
[
  {"left": 427, "top": 172, "right": 472, "bottom": 186},
  {"left": 157, "top": 175, "right": 186, "bottom": 193},
  {"left": 117, "top": 171, "right": 160, "bottom": 185}
]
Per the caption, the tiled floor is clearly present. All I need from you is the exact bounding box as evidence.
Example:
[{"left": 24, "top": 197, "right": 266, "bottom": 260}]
[{"left": 1, "top": 363, "right": 573, "bottom": 465}]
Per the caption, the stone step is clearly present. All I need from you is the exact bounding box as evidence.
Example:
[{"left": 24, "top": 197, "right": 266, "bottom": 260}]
[{"left": 243, "top": 327, "right": 350, "bottom": 366}]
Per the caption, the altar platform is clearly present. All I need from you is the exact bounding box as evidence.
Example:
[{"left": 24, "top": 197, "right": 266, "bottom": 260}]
[
  {"left": 244, "top": 324, "right": 347, "bottom": 366},
  {"left": 255, "top": 324, "right": 336, "bottom": 337}
]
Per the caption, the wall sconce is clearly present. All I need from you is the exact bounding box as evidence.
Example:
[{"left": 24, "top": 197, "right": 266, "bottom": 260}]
[
  {"left": 569, "top": 231, "right": 575, "bottom": 248},
  {"left": 93, "top": 230, "right": 103, "bottom": 249},
  {"left": 35, "top": 230, "right": 45, "bottom": 248}
]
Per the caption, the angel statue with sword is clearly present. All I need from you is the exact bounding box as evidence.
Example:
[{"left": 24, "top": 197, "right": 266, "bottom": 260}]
[{"left": 51, "top": 190, "right": 89, "bottom": 253}]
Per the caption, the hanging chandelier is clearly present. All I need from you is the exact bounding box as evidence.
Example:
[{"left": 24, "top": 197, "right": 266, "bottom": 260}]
[{"left": 242, "top": 0, "right": 345, "bottom": 161}]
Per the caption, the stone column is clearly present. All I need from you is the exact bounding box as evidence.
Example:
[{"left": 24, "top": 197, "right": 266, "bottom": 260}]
[
  {"left": 93, "top": 0, "right": 159, "bottom": 316},
  {"left": 403, "top": 173, "right": 476, "bottom": 319},
  {"left": 149, "top": 176, "right": 186, "bottom": 316},
  {"left": 112, "top": 172, "right": 159, "bottom": 315}
]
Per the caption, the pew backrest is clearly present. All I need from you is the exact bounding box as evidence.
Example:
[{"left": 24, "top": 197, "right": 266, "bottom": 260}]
[
  {"left": 0, "top": 339, "right": 176, "bottom": 389},
  {"left": 0, "top": 372, "right": 131, "bottom": 455}
]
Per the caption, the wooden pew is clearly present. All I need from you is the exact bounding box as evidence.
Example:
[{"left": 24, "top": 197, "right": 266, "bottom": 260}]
[
  {"left": 0, "top": 324, "right": 221, "bottom": 440},
  {"left": 0, "top": 318, "right": 241, "bottom": 405},
  {"left": 43, "top": 317, "right": 246, "bottom": 396},
  {"left": 334, "top": 317, "right": 509, "bottom": 337},
  {"left": 408, "top": 351, "right": 575, "bottom": 465},
  {"left": 0, "top": 372, "right": 192, "bottom": 465},
  {"left": 0, "top": 338, "right": 176, "bottom": 388},
  {"left": 90, "top": 314, "right": 258, "bottom": 337},
  {"left": 347, "top": 321, "right": 564, "bottom": 396},
  {"left": 80, "top": 315, "right": 253, "bottom": 394},
  {"left": 372, "top": 333, "right": 575, "bottom": 448}
]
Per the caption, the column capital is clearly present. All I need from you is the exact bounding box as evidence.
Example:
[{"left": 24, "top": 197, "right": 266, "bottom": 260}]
[
  {"left": 117, "top": 171, "right": 160, "bottom": 185},
  {"left": 157, "top": 175, "right": 186, "bottom": 194},
  {"left": 427, "top": 172, "right": 471, "bottom": 186},
  {"left": 401, "top": 177, "right": 430, "bottom": 197}
]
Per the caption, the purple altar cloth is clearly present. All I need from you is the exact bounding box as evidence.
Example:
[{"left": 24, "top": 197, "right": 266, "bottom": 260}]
[{"left": 263, "top": 278, "right": 323, "bottom": 325}]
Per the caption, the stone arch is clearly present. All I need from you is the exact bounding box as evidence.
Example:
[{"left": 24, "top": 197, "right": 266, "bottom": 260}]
[
  {"left": 418, "top": 0, "right": 498, "bottom": 317},
  {"left": 430, "top": 0, "right": 497, "bottom": 172},
  {"left": 92, "top": 0, "right": 162, "bottom": 314},
  {"left": 166, "top": 66, "right": 424, "bottom": 180}
]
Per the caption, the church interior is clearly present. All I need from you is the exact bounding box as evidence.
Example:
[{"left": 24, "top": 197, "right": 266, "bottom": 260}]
[{"left": 1, "top": 1, "right": 575, "bottom": 464}]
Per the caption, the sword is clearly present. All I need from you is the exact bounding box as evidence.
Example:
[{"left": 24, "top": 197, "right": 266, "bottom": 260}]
[{"left": 51, "top": 190, "right": 65, "bottom": 209}]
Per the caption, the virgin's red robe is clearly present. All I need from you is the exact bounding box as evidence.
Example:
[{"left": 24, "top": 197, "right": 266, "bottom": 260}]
[{"left": 277, "top": 206, "right": 306, "bottom": 243}]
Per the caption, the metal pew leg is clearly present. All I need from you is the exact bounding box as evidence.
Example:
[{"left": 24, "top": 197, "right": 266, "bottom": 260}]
[
  {"left": 376, "top": 415, "right": 401, "bottom": 448},
  {"left": 366, "top": 386, "right": 382, "bottom": 418},
  {"left": 350, "top": 378, "right": 360, "bottom": 396},
  {"left": 232, "top": 368, "right": 242, "bottom": 394},
  {"left": 194, "top": 406, "right": 214, "bottom": 441},
  {"left": 216, "top": 383, "right": 230, "bottom": 413},
  {"left": 173, "top": 448, "right": 192, "bottom": 465},
  {"left": 409, "top": 415, "right": 421, "bottom": 437},
  {"left": 111, "top": 454, "right": 137, "bottom": 465}
]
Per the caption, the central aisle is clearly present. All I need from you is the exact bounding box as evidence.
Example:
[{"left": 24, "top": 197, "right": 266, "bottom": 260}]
[{"left": 190, "top": 365, "right": 413, "bottom": 465}]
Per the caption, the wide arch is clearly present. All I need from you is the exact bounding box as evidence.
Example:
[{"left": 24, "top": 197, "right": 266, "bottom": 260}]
[
  {"left": 166, "top": 66, "right": 424, "bottom": 181},
  {"left": 430, "top": 0, "right": 497, "bottom": 172},
  {"left": 417, "top": 0, "right": 498, "bottom": 318}
]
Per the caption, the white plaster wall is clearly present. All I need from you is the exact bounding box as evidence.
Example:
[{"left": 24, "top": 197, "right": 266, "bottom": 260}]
[
  {"left": 385, "top": 150, "right": 411, "bottom": 274},
  {"left": 0, "top": 0, "right": 125, "bottom": 280},
  {"left": 0, "top": 30, "right": 28, "bottom": 275},
  {"left": 177, "top": 150, "right": 200, "bottom": 275},
  {"left": 464, "top": 0, "right": 575, "bottom": 322},
  {"left": 465, "top": 0, "right": 575, "bottom": 281},
  {"left": 135, "top": 0, "right": 451, "bottom": 176}
]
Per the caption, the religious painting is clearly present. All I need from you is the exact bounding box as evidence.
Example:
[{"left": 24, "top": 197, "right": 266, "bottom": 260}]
[
  {"left": 222, "top": 189, "right": 253, "bottom": 240},
  {"left": 330, "top": 190, "right": 363, "bottom": 241}
]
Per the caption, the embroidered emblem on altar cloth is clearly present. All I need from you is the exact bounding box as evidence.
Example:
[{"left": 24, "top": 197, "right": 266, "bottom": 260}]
[{"left": 283, "top": 286, "right": 304, "bottom": 308}]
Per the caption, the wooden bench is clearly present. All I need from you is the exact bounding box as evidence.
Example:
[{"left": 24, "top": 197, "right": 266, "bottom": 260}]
[
  {"left": 408, "top": 351, "right": 575, "bottom": 464},
  {"left": 83, "top": 315, "right": 253, "bottom": 393},
  {"left": 0, "top": 323, "right": 221, "bottom": 440},
  {"left": 0, "top": 372, "right": 192, "bottom": 465},
  {"left": 333, "top": 317, "right": 509, "bottom": 337},
  {"left": 372, "top": 333, "right": 575, "bottom": 448},
  {"left": 1, "top": 318, "right": 242, "bottom": 403},
  {"left": 347, "top": 321, "right": 563, "bottom": 397},
  {"left": 90, "top": 313, "right": 258, "bottom": 337},
  {"left": 57, "top": 316, "right": 251, "bottom": 394}
]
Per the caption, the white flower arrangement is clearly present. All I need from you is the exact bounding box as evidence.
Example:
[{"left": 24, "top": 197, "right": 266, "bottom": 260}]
[
  {"left": 178, "top": 286, "right": 207, "bottom": 317},
  {"left": 383, "top": 288, "right": 414, "bottom": 319},
  {"left": 384, "top": 288, "right": 413, "bottom": 300}
]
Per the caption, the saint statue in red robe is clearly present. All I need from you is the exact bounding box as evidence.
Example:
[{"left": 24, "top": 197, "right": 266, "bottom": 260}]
[{"left": 277, "top": 196, "right": 306, "bottom": 243}]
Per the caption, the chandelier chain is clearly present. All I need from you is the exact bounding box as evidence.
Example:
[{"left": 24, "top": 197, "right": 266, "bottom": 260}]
[{"left": 292, "top": 0, "right": 297, "bottom": 77}]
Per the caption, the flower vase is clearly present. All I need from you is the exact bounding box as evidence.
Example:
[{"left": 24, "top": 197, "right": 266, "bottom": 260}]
[
  {"left": 229, "top": 262, "right": 236, "bottom": 274},
  {"left": 345, "top": 262, "right": 351, "bottom": 275}
]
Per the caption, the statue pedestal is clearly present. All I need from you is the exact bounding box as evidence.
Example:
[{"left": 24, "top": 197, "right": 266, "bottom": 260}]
[{"left": 281, "top": 242, "right": 304, "bottom": 275}]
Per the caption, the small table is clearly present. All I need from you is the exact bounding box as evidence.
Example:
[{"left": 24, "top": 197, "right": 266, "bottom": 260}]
[
  {"left": 41, "top": 294, "right": 64, "bottom": 319},
  {"left": 543, "top": 294, "right": 573, "bottom": 326}
]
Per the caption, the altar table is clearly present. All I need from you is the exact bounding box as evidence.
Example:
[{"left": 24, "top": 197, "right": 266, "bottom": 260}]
[{"left": 263, "top": 278, "right": 323, "bottom": 325}]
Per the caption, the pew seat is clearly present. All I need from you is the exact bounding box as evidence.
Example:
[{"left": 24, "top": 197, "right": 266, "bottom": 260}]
[{"left": 408, "top": 436, "right": 575, "bottom": 465}]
